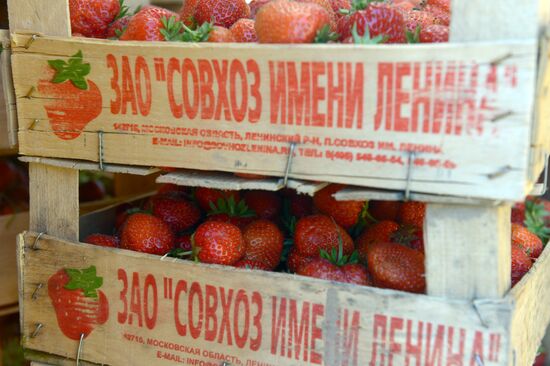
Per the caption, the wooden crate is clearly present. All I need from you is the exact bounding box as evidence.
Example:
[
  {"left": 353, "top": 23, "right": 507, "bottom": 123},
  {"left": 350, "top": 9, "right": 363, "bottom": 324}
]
[
  {"left": 0, "top": 29, "right": 17, "bottom": 153},
  {"left": 7, "top": 0, "right": 550, "bottom": 201},
  {"left": 0, "top": 211, "right": 27, "bottom": 314},
  {"left": 9, "top": 158, "right": 550, "bottom": 366}
]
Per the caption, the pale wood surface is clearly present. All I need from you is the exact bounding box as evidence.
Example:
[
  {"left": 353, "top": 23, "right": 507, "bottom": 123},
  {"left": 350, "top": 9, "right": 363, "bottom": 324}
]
[
  {"left": 0, "top": 212, "right": 28, "bottom": 308},
  {"left": 9, "top": 34, "right": 541, "bottom": 201},
  {"left": 20, "top": 156, "right": 159, "bottom": 176},
  {"left": 425, "top": 204, "right": 511, "bottom": 300},
  {"left": 7, "top": 0, "right": 70, "bottom": 36},
  {"left": 510, "top": 242, "right": 550, "bottom": 366},
  {"left": 0, "top": 29, "right": 17, "bottom": 150},
  {"left": 19, "top": 233, "right": 512, "bottom": 366},
  {"left": 29, "top": 163, "right": 79, "bottom": 241},
  {"left": 157, "top": 170, "right": 285, "bottom": 191}
]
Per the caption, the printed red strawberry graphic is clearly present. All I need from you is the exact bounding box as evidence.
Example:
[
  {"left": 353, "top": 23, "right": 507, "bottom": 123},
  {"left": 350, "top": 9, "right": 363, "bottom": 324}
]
[
  {"left": 38, "top": 51, "right": 102, "bottom": 140},
  {"left": 48, "top": 266, "right": 109, "bottom": 340}
]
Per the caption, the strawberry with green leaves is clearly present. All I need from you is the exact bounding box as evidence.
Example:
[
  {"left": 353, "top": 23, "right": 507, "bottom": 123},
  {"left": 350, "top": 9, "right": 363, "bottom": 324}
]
[
  {"left": 297, "top": 237, "right": 369, "bottom": 285},
  {"left": 337, "top": 0, "right": 407, "bottom": 43},
  {"left": 207, "top": 195, "right": 256, "bottom": 229},
  {"left": 512, "top": 223, "right": 543, "bottom": 260},
  {"left": 367, "top": 240, "right": 426, "bottom": 293},
  {"left": 69, "top": 0, "right": 120, "bottom": 38},
  {"left": 368, "top": 200, "right": 402, "bottom": 222},
  {"left": 193, "top": 221, "right": 245, "bottom": 265},
  {"left": 255, "top": 0, "right": 333, "bottom": 43},
  {"left": 294, "top": 214, "right": 355, "bottom": 257},
  {"left": 120, "top": 213, "right": 175, "bottom": 255},
  {"left": 512, "top": 243, "right": 532, "bottom": 286},
  {"left": 195, "top": 187, "right": 240, "bottom": 212},
  {"left": 242, "top": 219, "right": 284, "bottom": 270},
  {"left": 397, "top": 201, "right": 426, "bottom": 229},
  {"left": 230, "top": 19, "right": 258, "bottom": 42},
  {"left": 38, "top": 51, "right": 102, "bottom": 140},
  {"left": 48, "top": 266, "right": 109, "bottom": 340},
  {"left": 120, "top": 7, "right": 181, "bottom": 41}
]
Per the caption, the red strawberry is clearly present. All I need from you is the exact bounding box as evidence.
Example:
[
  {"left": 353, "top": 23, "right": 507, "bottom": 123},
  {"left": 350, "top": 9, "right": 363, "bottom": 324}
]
[
  {"left": 38, "top": 52, "right": 102, "bottom": 140},
  {"left": 120, "top": 7, "right": 180, "bottom": 41},
  {"left": 512, "top": 202, "right": 526, "bottom": 225},
  {"left": 48, "top": 266, "right": 109, "bottom": 340},
  {"left": 330, "top": 0, "right": 351, "bottom": 17},
  {"left": 397, "top": 201, "right": 426, "bottom": 229},
  {"left": 294, "top": 215, "right": 354, "bottom": 257},
  {"left": 337, "top": 1, "right": 407, "bottom": 43},
  {"left": 356, "top": 220, "right": 400, "bottom": 262},
  {"left": 298, "top": 259, "right": 368, "bottom": 285},
  {"left": 512, "top": 243, "right": 532, "bottom": 286},
  {"left": 256, "top": 0, "right": 332, "bottom": 43},
  {"left": 84, "top": 234, "right": 119, "bottom": 248},
  {"left": 367, "top": 241, "right": 426, "bottom": 293},
  {"left": 114, "top": 203, "right": 135, "bottom": 231},
  {"left": 287, "top": 249, "right": 316, "bottom": 273},
  {"left": 195, "top": 187, "right": 240, "bottom": 211},
  {"left": 179, "top": 0, "right": 200, "bottom": 27},
  {"left": 242, "top": 219, "right": 284, "bottom": 270},
  {"left": 230, "top": 19, "right": 258, "bottom": 42},
  {"left": 419, "top": 24, "right": 449, "bottom": 43},
  {"left": 234, "top": 172, "right": 267, "bottom": 179},
  {"left": 313, "top": 184, "right": 365, "bottom": 229},
  {"left": 206, "top": 194, "right": 256, "bottom": 228},
  {"left": 79, "top": 180, "right": 106, "bottom": 203},
  {"left": 208, "top": 26, "right": 236, "bottom": 42},
  {"left": 106, "top": 15, "right": 132, "bottom": 39},
  {"left": 423, "top": 0, "right": 450, "bottom": 13},
  {"left": 296, "top": 0, "right": 337, "bottom": 30},
  {"left": 368, "top": 200, "right": 402, "bottom": 222},
  {"left": 194, "top": 0, "right": 250, "bottom": 28},
  {"left": 512, "top": 223, "right": 543, "bottom": 260},
  {"left": 193, "top": 221, "right": 245, "bottom": 265},
  {"left": 176, "top": 234, "right": 193, "bottom": 251},
  {"left": 207, "top": 213, "right": 255, "bottom": 229},
  {"left": 0, "top": 160, "right": 17, "bottom": 192},
  {"left": 0, "top": 202, "right": 14, "bottom": 216},
  {"left": 243, "top": 190, "right": 282, "bottom": 220},
  {"left": 234, "top": 259, "right": 272, "bottom": 270},
  {"left": 151, "top": 196, "right": 201, "bottom": 233},
  {"left": 249, "top": 0, "right": 272, "bottom": 18},
  {"left": 423, "top": 4, "right": 450, "bottom": 26},
  {"left": 157, "top": 183, "right": 190, "bottom": 198},
  {"left": 403, "top": 9, "right": 438, "bottom": 32},
  {"left": 288, "top": 191, "right": 314, "bottom": 218},
  {"left": 69, "top": 0, "right": 120, "bottom": 38},
  {"left": 120, "top": 213, "right": 175, "bottom": 255}
]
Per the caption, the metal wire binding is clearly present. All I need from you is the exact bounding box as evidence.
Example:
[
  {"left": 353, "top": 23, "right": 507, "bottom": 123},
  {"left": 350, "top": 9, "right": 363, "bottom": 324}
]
[
  {"left": 220, "top": 362, "right": 231, "bottom": 366},
  {"left": 283, "top": 142, "right": 297, "bottom": 187},
  {"left": 474, "top": 354, "right": 484, "bottom": 366},
  {"left": 404, "top": 151, "right": 416, "bottom": 201},
  {"left": 76, "top": 333, "right": 85, "bottom": 366},
  {"left": 24, "top": 34, "right": 39, "bottom": 49},
  {"left": 32, "top": 232, "right": 45, "bottom": 250},
  {"left": 31, "top": 283, "right": 43, "bottom": 300},
  {"left": 30, "top": 323, "right": 43, "bottom": 338},
  {"left": 98, "top": 131, "right": 104, "bottom": 171},
  {"left": 541, "top": 152, "right": 549, "bottom": 196}
]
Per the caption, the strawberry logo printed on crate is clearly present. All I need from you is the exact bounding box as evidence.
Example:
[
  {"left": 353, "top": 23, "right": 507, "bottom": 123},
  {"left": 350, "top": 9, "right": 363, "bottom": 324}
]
[
  {"left": 38, "top": 51, "right": 102, "bottom": 140},
  {"left": 48, "top": 265, "right": 109, "bottom": 340}
]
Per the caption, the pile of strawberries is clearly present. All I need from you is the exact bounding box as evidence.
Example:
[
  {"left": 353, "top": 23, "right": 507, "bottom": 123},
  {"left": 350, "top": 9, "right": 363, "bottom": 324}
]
[
  {"left": 69, "top": 0, "right": 450, "bottom": 44},
  {"left": 0, "top": 158, "right": 29, "bottom": 216},
  {"left": 85, "top": 181, "right": 549, "bottom": 294}
]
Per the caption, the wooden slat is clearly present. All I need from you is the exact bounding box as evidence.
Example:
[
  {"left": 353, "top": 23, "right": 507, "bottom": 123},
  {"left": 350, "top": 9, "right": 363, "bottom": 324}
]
[
  {"left": 425, "top": 203, "right": 512, "bottom": 300},
  {"left": 19, "top": 233, "right": 512, "bottom": 366},
  {"left": 0, "top": 29, "right": 17, "bottom": 150},
  {"left": 9, "top": 34, "right": 540, "bottom": 201},
  {"left": 29, "top": 163, "right": 79, "bottom": 241},
  {"left": 157, "top": 170, "right": 285, "bottom": 191},
  {"left": 7, "top": 0, "right": 70, "bottom": 36},
  {"left": 20, "top": 156, "right": 159, "bottom": 176},
  {"left": 510, "top": 243, "right": 550, "bottom": 366},
  {"left": 0, "top": 211, "right": 28, "bottom": 307}
]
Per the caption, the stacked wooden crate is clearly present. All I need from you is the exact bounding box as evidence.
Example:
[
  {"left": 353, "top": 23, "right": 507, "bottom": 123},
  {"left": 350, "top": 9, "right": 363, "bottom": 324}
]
[{"left": 6, "top": 0, "right": 550, "bottom": 365}]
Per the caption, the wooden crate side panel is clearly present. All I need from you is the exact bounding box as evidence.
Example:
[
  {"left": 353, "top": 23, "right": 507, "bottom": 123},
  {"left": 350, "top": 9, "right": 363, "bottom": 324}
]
[
  {"left": 0, "top": 211, "right": 29, "bottom": 307},
  {"left": 509, "top": 244, "right": 550, "bottom": 366},
  {"left": 19, "top": 233, "right": 513, "bottom": 366},
  {"left": 11, "top": 36, "right": 539, "bottom": 201},
  {"left": 0, "top": 29, "right": 17, "bottom": 150}
]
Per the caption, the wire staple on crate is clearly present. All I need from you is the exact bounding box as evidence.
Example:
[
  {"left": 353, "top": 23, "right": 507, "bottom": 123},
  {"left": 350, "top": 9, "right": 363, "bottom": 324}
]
[
  {"left": 32, "top": 232, "right": 45, "bottom": 250},
  {"left": 283, "top": 142, "right": 297, "bottom": 187},
  {"left": 23, "top": 34, "right": 39, "bottom": 49},
  {"left": 541, "top": 152, "right": 549, "bottom": 196},
  {"left": 404, "top": 151, "right": 416, "bottom": 201},
  {"left": 30, "top": 323, "right": 43, "bottom": 338},
  {"left": 76, "top": 333, "right": 85, "bottom": 366},
  {"left": 31, "top": 283, "right": 44, "bottom": 300},
  {"left": 98, "top": 130, "right": 105, "bottom": 171}
]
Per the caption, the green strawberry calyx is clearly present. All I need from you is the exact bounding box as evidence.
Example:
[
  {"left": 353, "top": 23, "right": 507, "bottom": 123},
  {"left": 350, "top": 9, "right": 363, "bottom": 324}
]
[
  {"left": 314, "top": 25, "right": 340, "bottom": 44},
  {"left": 64, "top": 266, "right": 103, "bottom": 299},
  {"left": 524, "top": 200, "right": 550, "bottom": 243},
  {"left": 48, "top": 50, "right": 91, "bottom": 90},
  {"left": 351, "top": 23, "right": 387, "bottom": 45},
  {"left": 208, "top": 196, "right": 256, "bottom": 218},
  {"left": 320, "top": 221, "right": 359, "bottom": 267}
]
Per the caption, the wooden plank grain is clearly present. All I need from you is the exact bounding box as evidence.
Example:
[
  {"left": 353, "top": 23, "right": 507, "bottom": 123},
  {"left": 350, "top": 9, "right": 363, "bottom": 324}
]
[
  {"left": 9, "top": 35, "right": 539, "bottom": 201},
  {"left": 19, "top": 233, "right": 512, "bottom": 366},
  {"left": 7, "top": 0, "right": 70, "bottom": 36}
]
